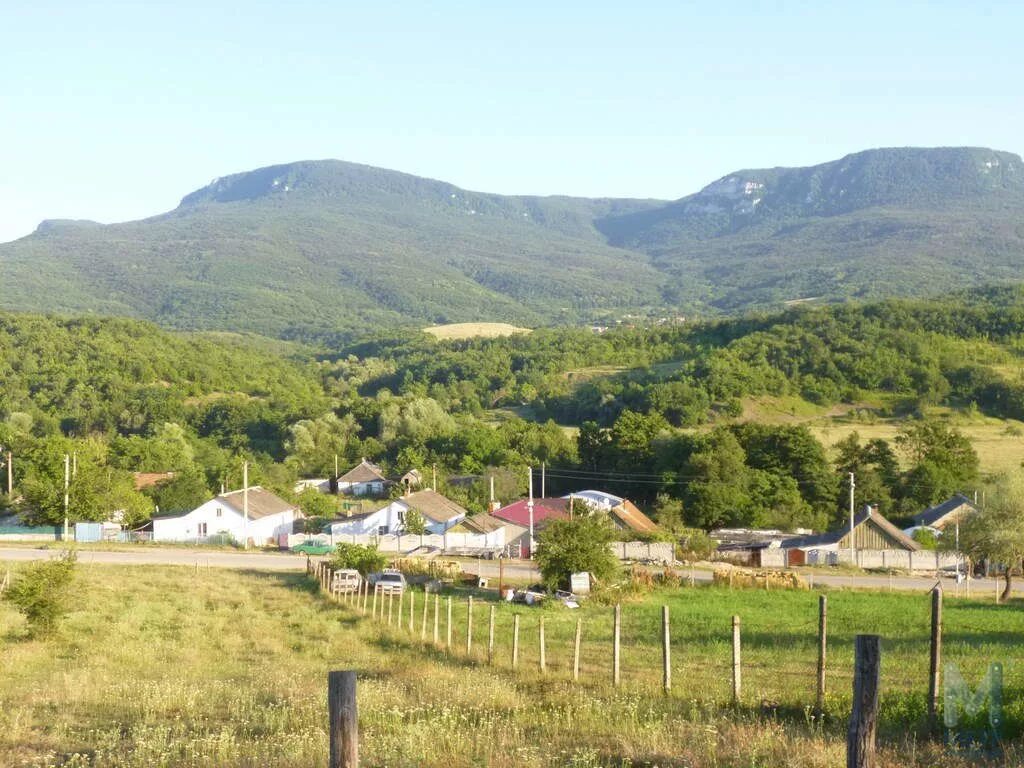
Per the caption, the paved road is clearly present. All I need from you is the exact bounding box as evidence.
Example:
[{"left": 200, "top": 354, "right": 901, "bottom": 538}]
[{"left": 0, "top": 546, "right": 1016, "bottom": 597}]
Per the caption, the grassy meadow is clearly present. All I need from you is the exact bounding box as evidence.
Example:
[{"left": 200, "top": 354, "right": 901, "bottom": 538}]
[{"left": 1, "top": 562, "right": 1020, "bottom": 767}]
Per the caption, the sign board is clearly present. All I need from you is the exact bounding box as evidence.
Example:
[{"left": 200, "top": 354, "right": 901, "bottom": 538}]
[{"left": 570, "top": 571, "right": 591, "bottom": 595}]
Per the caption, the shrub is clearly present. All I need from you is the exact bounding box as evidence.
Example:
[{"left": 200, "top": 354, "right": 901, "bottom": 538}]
[
  {"left": 330, "top": 542, "right": 387, "bottom": 575},
  {"left": 535, "top": 514, "right": 619, "bottom": 590},
  {"left": 4, "top": 549, "right": 77, "bottom": 638},
  {"left": 677, "top": 527, "right": 717, "bottom": 561}
]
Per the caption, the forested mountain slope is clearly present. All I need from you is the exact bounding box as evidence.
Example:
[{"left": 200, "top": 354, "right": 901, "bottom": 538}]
[{"left": 3, "top": 148, "right": 1024, "bottom": 340}]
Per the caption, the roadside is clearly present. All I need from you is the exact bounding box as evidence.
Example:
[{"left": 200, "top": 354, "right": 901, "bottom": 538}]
[{"left": 1, "top": 546, "right": 1018, "bottom": 597}]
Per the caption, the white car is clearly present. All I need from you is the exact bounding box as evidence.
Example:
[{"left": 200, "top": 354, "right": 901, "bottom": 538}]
[{"left": 373, "top": 571, "right": 407, "bottom": 595}]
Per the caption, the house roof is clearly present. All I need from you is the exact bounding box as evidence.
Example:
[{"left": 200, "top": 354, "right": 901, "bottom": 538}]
[
  {"left": 338, "top": 459, "right": 387, "bottom": 484},
  {"left": 913, "top": 494, "right": 976, "bottom": 529},
  {"left": 216, "top": 487, "right": 296, "bottom": 520},
  {"left": 565, "top": 490, "right": 623, "bottom": 509},
  {"left": 401, "top": 489, "right": 468, "bottom": 523},
  {"left": 783, "top": 507, "right": 920, "bottom": 551},
  {"left": 608, "top": 500, "right": 659, "bottom": 533},
  {"left": 453, "top": 512, "right": 506, "bottom": 535},
  {"left": 493, "top": 498, "right": 570, "bottom": 528}
]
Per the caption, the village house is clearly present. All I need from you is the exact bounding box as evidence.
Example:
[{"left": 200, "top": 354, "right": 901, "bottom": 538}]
[
  {"left": 492, "top": 497, "right": 571, "bottom": 558},
  {"left": 449, "top": 512, "right": 507, "bottom": 549},
  {"left": 910, "top": 493, "right": 977, "bottom": 533},
  {"left": 562, "top": 490, "right": 660, "bottom": 535},
  {"left": 336, "top": 459, "right": 388, "bottom": 497},
  {"left": 325, "top": 489, "right": 468, "bottom": 537},
  {"left": 780, "top": 506, "right": 920, "bottom": 566},
  {"left": 152, "top": 487, "right": 300, "bottom": 547}
]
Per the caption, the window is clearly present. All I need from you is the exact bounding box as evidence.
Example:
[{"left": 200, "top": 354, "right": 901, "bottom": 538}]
[
  {"left": 397, "top": 509, "right": 405, "bottom": 524},
  {"left": 377, "top": 525, "right": 389, "bottom": 535},
  {"left": 198, "top": 522, "right": 208, "bottom": 536},
  {"left": 215, "top": 507, "right": 222, "bottom": 518}
]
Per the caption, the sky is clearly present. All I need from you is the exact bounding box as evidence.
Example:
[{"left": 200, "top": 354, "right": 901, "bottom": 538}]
[{"left": 1, "top": 1, "right": 1022, "bottom": 242}]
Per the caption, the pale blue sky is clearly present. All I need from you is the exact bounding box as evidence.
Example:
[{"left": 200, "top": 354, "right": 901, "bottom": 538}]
[{"left": 1, "top": 1, "right": 1020, "bottom": 242}]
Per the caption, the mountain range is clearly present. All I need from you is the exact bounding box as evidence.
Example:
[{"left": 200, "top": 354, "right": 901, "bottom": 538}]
[{"left": 3, "top": 146, "right": 1024, "bottom": 341}]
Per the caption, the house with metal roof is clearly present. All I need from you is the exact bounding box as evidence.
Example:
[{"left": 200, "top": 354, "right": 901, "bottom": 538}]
[
  {"left": 561, "top": 491, "right": 660, "bottom": 534},
  {"left": 911, "top": 494, "right": 976, "bottom": 532},
  {"left": 781, "top": 506, "right": 920, "bottom": 565},
  {"left": 325, "top": 489, "right": 468, "bottom": 537},
  {"left": 153, "top": 487, "right": 300, "bottom": 546}
]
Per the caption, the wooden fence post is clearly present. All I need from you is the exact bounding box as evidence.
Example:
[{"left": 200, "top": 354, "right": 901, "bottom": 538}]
[
  {"left": 847, "top": 635, "right": 881, "bottom": 768},
  {"left": 446, "top": 596, "right": 453, "bottom": 650},
  {"left": 928, "top": 587, "right": 942, "bottom": 726},
  {"left": 816, "top": 595, "right": 827, "bottom": 717},
  {"left": 539, "top": 616, "right": 546, "bottom": 673},
  {"left": 409, "top": 591, "right": 415, "bottom": 633},
  {"left": 398, "top": 589, "right": 404, "bottom": 628},
  {"left": 387, "top": 591, "right": 394, "bottom": 626},
  {"left": 488, "top": 605, "right": 495, "bottom": 665},
  {"left": 433, "top": 593, "right": 440, "bottom": 644},
  {"left": 328, "top": 670, "right": 358, "bottom": 768},
  {"left": 731, "top": 615, "right": 741, "bottom": 704},
  {"left": 662, "top": 605, "right": 671, "bottom": 694},
  {"left": 512, "top": 613, "right": 520, "bottom": 669},
  {"left": 613, "top": 604, "right": 621, "bottom": 687},
  {"left": 371, "top": 585, "right": 378, "bottom": 620},
  {"left": 362, "top": 581, "right": 369, "bottom": 613},
  {"left": 466, "top": 596, "right": 474, "bottom": 655},
  {"left": 421, "top": 590, "right": 428, "bottom": 640},
  {"left": 573, "top": 617, "right": 582, "bottom": 682}
]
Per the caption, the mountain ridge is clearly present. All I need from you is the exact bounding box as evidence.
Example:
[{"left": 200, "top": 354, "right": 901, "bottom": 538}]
[{"left": 3, "top": 146, "right": 1024, "bottom": 341}]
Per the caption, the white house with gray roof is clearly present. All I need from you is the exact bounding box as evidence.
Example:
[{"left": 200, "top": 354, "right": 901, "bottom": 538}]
[{"left": 153, "top": 487, "right": 300, "bottom": 546}]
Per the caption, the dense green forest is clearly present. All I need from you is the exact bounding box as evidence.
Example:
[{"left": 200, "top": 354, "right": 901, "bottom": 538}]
[
  {"left": 5, "top": 288, "right": 1024, "bottom": 533},
  {"left": 4, "top": 148, "right": 1024, "bottom": 340}
]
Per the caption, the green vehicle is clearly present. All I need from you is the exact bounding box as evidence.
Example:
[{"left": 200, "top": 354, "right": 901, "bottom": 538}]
[{"left": 292, "top": 542, "right": 334, "bottom": 555}]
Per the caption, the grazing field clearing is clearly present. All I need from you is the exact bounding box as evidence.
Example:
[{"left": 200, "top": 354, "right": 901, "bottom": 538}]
[
  {"left": 0, "top": 563, "right": 1019, "bottom": 767},
  {"left": 424, "top": 322, "right": 531, "bottom": 339}
]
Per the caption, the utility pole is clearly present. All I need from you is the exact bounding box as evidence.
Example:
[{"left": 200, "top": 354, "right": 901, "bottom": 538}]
[
  {"left": 334, "top": 454, "right": 339, "bottom": 479},
  {"left": 63, "top": 453, "right": 70, "bottom": 541},
  {"left": 527, "top": 466, "right": 535, "bottom": 559},
  {"left": 848, "top": 472, "right": 856, "bottom": 565},
  {"left": 541, "top": 462, "right": 546, "bottom": 498},
  {"left": 432, "top": 464, "right": 437, "bottom": 492},
  {"left": 243, "top": 461, "right": 249, "bottom": 549},
  {"left": 6, "top": 451, "right": 12, "bottom": 497},
  {"left": 489, "top": 475, "right": 495, "bottom": 511},
  {"left": 569, "top": 493, "right": 575, "bottom": 520}
]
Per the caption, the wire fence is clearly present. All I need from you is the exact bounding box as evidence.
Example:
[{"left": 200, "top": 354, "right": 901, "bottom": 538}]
[{"left": 309, "top": 561, "right": 1021, "bottom": 733}]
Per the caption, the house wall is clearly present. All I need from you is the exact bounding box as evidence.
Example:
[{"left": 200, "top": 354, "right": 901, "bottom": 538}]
[
  {"left": 837, "top": 521, "right": 907, "bottom": 551},
  {"left": 153, "top": 499, "right": 295, "bottom": 545},
  {"left": 338, "top": 480, "right": 385, "bottom": 497}
]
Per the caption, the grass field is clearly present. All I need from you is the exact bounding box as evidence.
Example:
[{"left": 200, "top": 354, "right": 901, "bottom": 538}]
[
  {"left": 424, "top": 323, "right": 531, "bottom": 340},
  {"left": 1, "top": 563, "right": 1019, "bottom": 767}
]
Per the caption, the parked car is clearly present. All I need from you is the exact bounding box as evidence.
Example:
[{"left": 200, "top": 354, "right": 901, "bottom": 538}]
[
  {"left": 372, "top": 570, "right": 407, "bottom": 595},
  {"left": 331, "top": 568, "right": 362, "bottom": 594}
]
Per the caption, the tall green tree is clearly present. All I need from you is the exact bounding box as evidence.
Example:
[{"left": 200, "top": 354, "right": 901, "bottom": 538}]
[{"left": 958, "top": 473, "right": 1024, "bottom": 601}]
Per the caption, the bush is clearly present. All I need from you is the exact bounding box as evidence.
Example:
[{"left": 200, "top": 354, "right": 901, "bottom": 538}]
[
  {"left": 4, "top": 549, "right": 77, "bottom": 638},
  {"left": 535, "top": 514, "right": 620, "bottom": 591},
  {"left": 677, "top": 527, "right": 717, "bottom": 561},
  {"left": 330, "top": 542, "right": 387, "bottom": 575}
]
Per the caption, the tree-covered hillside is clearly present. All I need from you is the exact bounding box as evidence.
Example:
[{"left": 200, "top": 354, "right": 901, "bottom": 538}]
[
  {"left": 5, "top": 148, "right": 1024, "bottom": 340},
  {"left": 4, "top": 290, "right": 1024, "bottom": 534}
]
